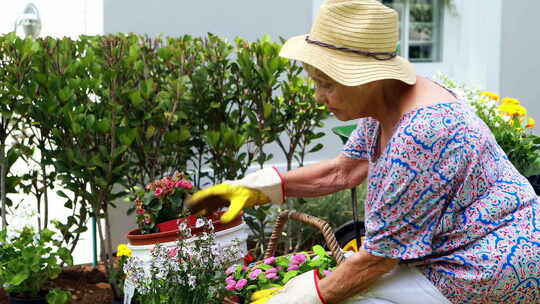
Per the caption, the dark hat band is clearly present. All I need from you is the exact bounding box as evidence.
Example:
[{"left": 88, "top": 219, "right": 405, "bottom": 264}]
[{"left": 305, "top": 36, "right": 397, "bottom": 61}]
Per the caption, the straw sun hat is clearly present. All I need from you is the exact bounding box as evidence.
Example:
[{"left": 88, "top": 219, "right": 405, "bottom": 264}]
[{"left": 280, "top": 0, "right": 416, "bottom": 87}]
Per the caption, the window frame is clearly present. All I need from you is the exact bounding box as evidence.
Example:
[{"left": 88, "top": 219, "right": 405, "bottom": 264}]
[{"left": 383, "top": 0, "right": 444, "bottom": 63}]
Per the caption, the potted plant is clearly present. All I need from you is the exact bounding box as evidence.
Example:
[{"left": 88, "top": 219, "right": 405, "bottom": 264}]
[
  {"left": 0, "top": 226, "right": 72, "bottom": 304},
  {"left": 122, "top": 218, "right": 242, "bottom": 304},
  {"left": 224, "top": 245, "right": 337, "bottom": 303},
  {"left": 125, "top": 171, "right": 248, "bottom": 265}
]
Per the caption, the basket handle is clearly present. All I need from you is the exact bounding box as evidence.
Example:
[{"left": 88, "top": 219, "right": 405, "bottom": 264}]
[{"left": 264, "top": 210, "right": 345, "bottom": 265}]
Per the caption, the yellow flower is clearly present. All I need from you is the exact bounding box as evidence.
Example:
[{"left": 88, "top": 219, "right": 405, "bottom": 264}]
[
  {"left": 117, "top": 244, "right": 132, "bottom": 257},
  {"left": 481, "top": 91, "right": 499, "bottom": 101},
  {"left": 501, "top": 97, "right": 520, "bottom": 105},
  {"left": 250, "top": 287, "right": 283, "bottom": 303},
  {"left": 526, "top": 117, "right": 536, "bottom": 129},
  {"left": 498, "top": 103, "right": 527, "bottom": 117}
]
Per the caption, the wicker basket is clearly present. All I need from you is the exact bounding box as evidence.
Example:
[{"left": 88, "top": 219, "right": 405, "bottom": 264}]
[{"left": 224, "top": 210, "right": 345, "bottom": 304}]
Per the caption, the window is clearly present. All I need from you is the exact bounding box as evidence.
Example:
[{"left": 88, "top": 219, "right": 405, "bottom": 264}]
[{"left": 382, "top": 0, "right": 443, "bottom": 62}]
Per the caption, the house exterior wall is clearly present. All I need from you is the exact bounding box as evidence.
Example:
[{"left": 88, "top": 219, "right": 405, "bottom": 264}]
[
  {"left": 0, "top": 0, "right": 102, "bottom": 37},
  {"left": 500, "top": 0, "right": 540, "bottom": 134},
  {"left": 104, "top": 0, "right": 312, "bottom": 43}
]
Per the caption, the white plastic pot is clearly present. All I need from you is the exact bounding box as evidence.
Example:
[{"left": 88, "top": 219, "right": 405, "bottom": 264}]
[{"left": 128, "top": 221, "right": 248, "bottom": 266}]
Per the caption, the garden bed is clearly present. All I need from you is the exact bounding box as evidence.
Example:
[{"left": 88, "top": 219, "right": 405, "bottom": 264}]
[{"left": 0, "top": 265, "right": 114, "bottom": 304}]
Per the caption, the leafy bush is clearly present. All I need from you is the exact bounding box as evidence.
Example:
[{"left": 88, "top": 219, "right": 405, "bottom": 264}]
[
  {"left": 0, "top": 226, "right": 72, "bottom": 302},
  {"left": 0, "top": 32, "right": 330, "bottom": 275}
]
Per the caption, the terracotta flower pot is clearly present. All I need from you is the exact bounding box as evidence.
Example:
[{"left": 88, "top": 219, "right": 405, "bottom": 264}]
[{"left": 125, "top": 211, "right": 243, "bottom": 246}]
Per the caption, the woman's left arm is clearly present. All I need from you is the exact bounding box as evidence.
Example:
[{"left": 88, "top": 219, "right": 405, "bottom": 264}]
[{"left": 318, "top": 249, "right": 399, "bottom": 304}]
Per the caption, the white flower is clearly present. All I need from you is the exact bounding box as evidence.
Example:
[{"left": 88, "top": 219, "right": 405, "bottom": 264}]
[
  {"left": 188, "top": 275, "right": 196, "bottom": 289},
  {"left": 195, "top": 218, "right": 205, "bottom": 228}
]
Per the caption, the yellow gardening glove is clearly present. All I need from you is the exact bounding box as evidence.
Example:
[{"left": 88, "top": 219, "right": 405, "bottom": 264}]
[
  {"left": 187, "top": 184, "right": 270, "bottom": 223},
  {"left": 187, "top": 168, "right": 284, "bottom": 224},
  {"left": 250, "top": 287, "right": 283, "bottom": 304}
]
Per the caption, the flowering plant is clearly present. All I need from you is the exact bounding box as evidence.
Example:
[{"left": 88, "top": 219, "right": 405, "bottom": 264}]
[
  {"left": 111, "top": 244, "right": 132, "bottom": 299},
  {"left": 123, "top": 217, "right": 242, "bottom": 304},
  {"left": 133, "top": 171, "right": 195, "bottom": 234},
  {"left": 0, "top": 226, "right": 72, "bottom": 303},
  {"left": 224, "top": 245, "right": 336, "bottom": 303},
  {"left": 436, "top": 74, "right": 540, "bottom": 177}
]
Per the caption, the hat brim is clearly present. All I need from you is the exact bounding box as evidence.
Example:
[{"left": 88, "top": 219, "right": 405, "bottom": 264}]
[{"left": 279, "top": 34, "right": 416, "bottom": 87}]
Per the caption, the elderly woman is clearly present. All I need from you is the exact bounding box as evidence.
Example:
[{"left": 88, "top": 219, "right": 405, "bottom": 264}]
[{"left": 188, "top": 0, "right": 539, "bottom": 303}]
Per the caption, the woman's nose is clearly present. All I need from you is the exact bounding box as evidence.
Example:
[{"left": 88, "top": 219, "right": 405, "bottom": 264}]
[{"left": 315, "top": 90, "right": 327, "bottom": 105}]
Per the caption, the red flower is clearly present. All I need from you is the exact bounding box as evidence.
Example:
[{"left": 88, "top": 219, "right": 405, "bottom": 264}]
[
  {"left": 154, "top": 188, "right": 163, "bottom": 196},
  {"left": 243, "top": 252, "right": 255, "bottom": 266},
  {"left": 136, "top": 208, "right": 146, "bottom": 215}
]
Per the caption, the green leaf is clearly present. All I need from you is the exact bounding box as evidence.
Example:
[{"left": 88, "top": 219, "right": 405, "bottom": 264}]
[
  {"left": 129, "top": 91, "right": 144, "bottom": 107},
  {"left": 313, "top": 245, "right": 326, "bottom": 257},
  {"left": 276, "top": 256, "right": 289, "bottom": 268},
  {"left": 255, "top": 264, "right": 273, "bottom": 270},
  {"left": 7, "top": 270, "right": 29, "bottom": 286},
  {"left": 40, "top": 228, "right": 55, "bottom": 242},
  {"left": 46, "top": 288, "right": 72, "bottom": 304},
  {"left": 145, "top": 125, "right": 156, "bottom": 138},
  {"left": 263, "top": 103, "right": 273, "bottom": 119},
  {"left": 282, "top": 270, "right": 299, "bottom": 284}
]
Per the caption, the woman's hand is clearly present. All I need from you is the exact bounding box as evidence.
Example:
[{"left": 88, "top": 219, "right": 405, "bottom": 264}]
[
  {"left": 265, "top": 270, "right": 325, "bottom": 304},
  {"left": 317, "top": 249, "right": 399, "bottom": 303},
  {"left": 186, "top": 168, "right": 283, "bottom": 223}
]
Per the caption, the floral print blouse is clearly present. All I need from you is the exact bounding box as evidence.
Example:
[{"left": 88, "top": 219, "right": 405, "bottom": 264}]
[{"left": 343, "top": 101, "right": 539, "bottom": 303}]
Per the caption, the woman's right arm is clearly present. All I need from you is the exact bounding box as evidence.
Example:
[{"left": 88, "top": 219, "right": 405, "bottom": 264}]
[{"left": 283, "top": 154, "right": 368, "bottom": 198}]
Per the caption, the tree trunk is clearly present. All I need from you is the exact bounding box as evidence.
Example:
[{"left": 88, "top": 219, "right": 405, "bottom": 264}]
[
  {"left": 1, "top": 142, "right": 6, "bottom": 229},
  {"left": 41, "top": 162, "right": 49, "bottom": 229}
]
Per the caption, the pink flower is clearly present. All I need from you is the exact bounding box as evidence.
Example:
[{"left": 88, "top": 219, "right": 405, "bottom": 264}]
[
  {"left": 264, "top": 256, "right": 276, "bottom": 265},
  {"left": 136, "top": 208, "right": 145, "bottom": 215},
  {"left": 249, "top": 269, "right": 263, "bottom": 280},
  {"left": 287, "top": 264, "right": 299, "bottom": 271},
  {"left": 226, "top": 276, "right": 236, "bottom": 285},
  {"left": 266, "top": 272, "right": 278, "bottom": 279},
  {"left": 226, "top": 281, "right": 236, "bottom": 291},
  {"left": 235, "top": 279, "right": 248, "bottom": 290},
  {"left": 167, "top": 247, "right": 179, "bottom": 258},
  {"left": 144, "top": 216, "right": 152, "bottom": 224},
  {"left": 226, "top": 266, "right": 236, "bottom": 276},
  {"left": 323, "top": 270, "right": 333, "bottom": 277},
  {"left": 291, "top": 253, "right": 307, "bottom": 265},
  {"left": 266, "top": 268, "right": 277, "bottom": 274},
  {"left": 145, "top": 184, "right": 152, "bottom": 190},
  {"left": 176, "top": 180, "right": 193, "bottom": 190},
  {"left": 154, "top": 188, "right": 163, "bottom": 196},
  {"left": 276, "top": 266, "right": 283, "bottom": 271}
]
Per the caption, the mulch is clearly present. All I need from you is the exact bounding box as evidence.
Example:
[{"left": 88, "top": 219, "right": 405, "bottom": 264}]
[{"left": 0, "top": 265, "right": 116, "bottom": 304}]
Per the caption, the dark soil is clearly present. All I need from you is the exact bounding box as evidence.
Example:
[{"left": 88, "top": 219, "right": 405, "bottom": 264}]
[{"left": 0, "top": 265, "right": 115, "bottom": 304}]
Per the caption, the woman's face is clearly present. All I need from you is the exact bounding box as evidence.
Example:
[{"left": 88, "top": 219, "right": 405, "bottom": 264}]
[{"left": 307, "top": 66, "right": 375, "bottom": 121}]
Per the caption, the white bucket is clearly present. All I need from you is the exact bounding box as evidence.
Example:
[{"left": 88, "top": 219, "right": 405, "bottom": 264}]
[{"left": 128, "top": 222, "right": 248, "bottom": 266}]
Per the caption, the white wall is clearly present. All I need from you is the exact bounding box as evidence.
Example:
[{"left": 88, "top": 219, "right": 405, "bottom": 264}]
[
  {"left": 104, "top": 0, "right": 311, "bottom": 42},
  {"left": 441, "top": 0, "right": 502, "bottom": 91},
  {"left": 500, "top": 0, "right": 540, "bottom": 134},
  {"left": 0, "top": 0, "right": 103, "bottom": 37}
]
